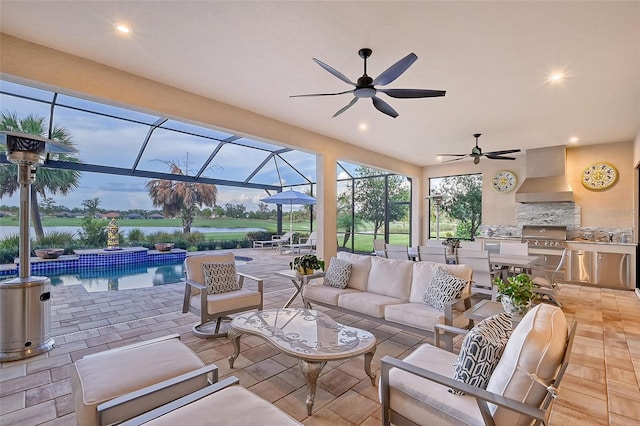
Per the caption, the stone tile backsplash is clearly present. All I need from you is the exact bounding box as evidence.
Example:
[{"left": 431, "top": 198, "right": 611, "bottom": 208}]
[{"left": 480, "top": 202, "right": 633, "bottom": 243}]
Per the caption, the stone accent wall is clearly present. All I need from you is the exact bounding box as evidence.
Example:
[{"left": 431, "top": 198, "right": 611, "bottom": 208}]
[{"left": 516, "top": 202, "right": 581, "bottom": 230}]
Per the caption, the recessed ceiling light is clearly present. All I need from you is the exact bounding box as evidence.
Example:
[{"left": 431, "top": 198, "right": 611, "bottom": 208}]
[
  {"left": 358, "top": 123, "right": 368, "bottom": 131},
  {"left": 115, "top": 23, "right": 131, "bottom": 34},
  {"left": 548, "top": 72, "right": 564, "bottom": 82},
  {"left": 569, "top": 136, "right": 579, "bottom": 143}
]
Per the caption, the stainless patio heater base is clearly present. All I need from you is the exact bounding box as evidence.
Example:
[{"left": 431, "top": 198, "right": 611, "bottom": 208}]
[
  {"left": 0, "top": 276, "right": 54, "bottom": 362},
  {"left": 0, "top": 132, "right": 74, "bottom": 361}
]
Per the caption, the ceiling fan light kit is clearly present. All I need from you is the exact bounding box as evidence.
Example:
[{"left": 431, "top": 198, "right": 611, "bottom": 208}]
[
  {"left": 437, "top": 133, "right": 521, "bottom": 165},
  {"left": 291, "top": 48, "right": 446, "bottom": 118}
]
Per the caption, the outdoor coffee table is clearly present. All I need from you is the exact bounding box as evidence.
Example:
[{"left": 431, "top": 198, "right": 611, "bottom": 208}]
[{"left": 228, "top": 308, "right": 376, "bottom": 415}]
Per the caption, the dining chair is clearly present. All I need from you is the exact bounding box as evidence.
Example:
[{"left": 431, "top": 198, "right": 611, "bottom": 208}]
[
  {"left": 425, "top": 239, "right": 444, "bottom": 248},
  {"left": 385, "top": 244, "right": 410, "bottom": 260},
  {"left": 498, "top": 241, "right": 530, "bottom": 274},
  {"left": 458, "top": 240, "right": 483, "bottom": 250},
  {"left": 532, "top": 248, "right": 567, "bottom": 307},
  {"left": 373, "top": 239, "right": 386, "bottom": 256},
  {"left": 456, "top": 248, "right": 500, "bottom": 300},
  {"left": 416, "top": 246, "right": 447, "bottom": 263}
]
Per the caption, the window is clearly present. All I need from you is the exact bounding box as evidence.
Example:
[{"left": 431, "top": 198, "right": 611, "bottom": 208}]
[{"left": 429, "top": 174, "right": 482, "bottom": 240}]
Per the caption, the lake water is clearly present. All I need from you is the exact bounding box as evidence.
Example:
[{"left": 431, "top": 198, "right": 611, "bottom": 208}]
[{"left": 0, "top": 226, "right": 266, "bottom": 239}]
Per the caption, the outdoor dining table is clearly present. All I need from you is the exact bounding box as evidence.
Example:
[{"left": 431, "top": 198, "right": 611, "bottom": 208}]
[{"left": 489, "top": 253, "right": 539, "bottom": 279}]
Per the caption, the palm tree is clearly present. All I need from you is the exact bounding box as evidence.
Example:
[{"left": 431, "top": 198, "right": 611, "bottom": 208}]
[
  {"left": 146, "top": 160, "right": 217, "bottom": 234},
  {"left": 0, "top": 111, "right": 80, "bottom": 239}
]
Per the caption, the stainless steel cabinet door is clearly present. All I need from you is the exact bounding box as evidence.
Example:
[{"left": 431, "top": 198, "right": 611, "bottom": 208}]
[
  {"left": 569, "top": 250, "right": 593, "bottom": 283},
  {"left": 595, "top": 252, "right": 630, "bottom": 288}
]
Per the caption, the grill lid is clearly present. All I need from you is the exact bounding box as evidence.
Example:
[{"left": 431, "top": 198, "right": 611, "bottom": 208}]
[{"left": 521, "top": 225, "right": 567, "bottom": 240}]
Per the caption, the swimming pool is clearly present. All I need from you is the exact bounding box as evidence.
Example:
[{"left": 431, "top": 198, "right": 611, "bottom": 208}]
[{"left": 2, "top": 251, "right": 252, "bottom": 293}]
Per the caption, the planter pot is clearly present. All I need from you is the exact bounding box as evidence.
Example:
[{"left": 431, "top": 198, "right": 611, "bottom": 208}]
[
  {"left": 296, "top": 267, "right": 315, "bottom": 275},
  {"left": 154, "top": 243, "right": 175, "bottom": 252},
  {"left": 34, "top": 249, "right": 64, "bottom": 259},
  {"left": 500, "top": 295, "right": 531, "bottom": 316}
]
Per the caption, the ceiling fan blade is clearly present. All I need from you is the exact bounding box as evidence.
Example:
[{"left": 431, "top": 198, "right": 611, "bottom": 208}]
[
  {"left": 485, "top": 155, "right": 517, "bottom": 160},
  {"left": 378, "top": 88, "right": 446, "bottom": 98},
  {"left": 371, "top": 96, "right": 399, "bottom": 118},
  {"left": 372, "top": 53, "right": 418, "bottom": 86},
  {"left": 436, "top": 153, "right": 468, "bottom": 157},
  {"left": 441, "top": 156, "right": 469, "bottom": 163},
  {"left": 313, "top": 58, "right": 356, "bottom": 86},
  {"left": 485, "top": 149, "right": 521, "bottom": 155},
  {"left": 332, "top": 97, "right": 359, "bottom": 117},
  {"left": 290, "top": 90, "right": 354, "bottom": 98}
]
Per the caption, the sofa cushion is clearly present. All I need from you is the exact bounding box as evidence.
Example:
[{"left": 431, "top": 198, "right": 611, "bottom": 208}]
[
  {"left": 202, "top": 262, "right": 240, "bottom": 294},
  {"left": 410, "top": 262, "right": 472, "bottom": 303},
  {"left": 338, "top": 292, "right": 405, "bottom": 318},
  {"left": 422, "top": 267, "right": 469, "bottom": 311},
  {"left": 451, "top": 312, "right": 513, "bottom": 395},
  {"left": 367, "top": 256, "right": 413, "bottom": 300},
  {"left": 486, "top": 304, "right": 568, "bottom": 424},
  {"left": 302, "top": 283, "right": 358, "bottom": 306},
  {"left": 323, "top": 257, "right": 352, "bottom": 289},
  {"left": 336, "top": 251, "right": 371, "bottom": 291},
  {"left": 384, "top": 302, "right": 470, "bottom": 332},
  {"left": 384, "top": 343, "right": 484, "bottom": 425}
]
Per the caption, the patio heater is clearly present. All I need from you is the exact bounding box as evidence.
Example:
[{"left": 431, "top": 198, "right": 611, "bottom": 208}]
[
  {"left": 427, "top": 193, "right": 444, "bottom": 240},
  {"left": 0, "top": 131, "right": 75, "bottom": 361}
]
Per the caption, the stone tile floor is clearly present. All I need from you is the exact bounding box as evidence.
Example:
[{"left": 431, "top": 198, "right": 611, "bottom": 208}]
[{"left": 1, "top": 248, "right": 639, "bottom": 425}]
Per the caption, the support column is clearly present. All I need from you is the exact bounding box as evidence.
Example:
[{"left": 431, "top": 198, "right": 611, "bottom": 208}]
[{"left": 316, "top": 153, "right": 337, "bottom": 262}]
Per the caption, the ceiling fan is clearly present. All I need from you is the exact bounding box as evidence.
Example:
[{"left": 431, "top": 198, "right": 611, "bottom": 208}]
[
  {"left": 438, "top": 134, "right": 521, "bottom": 165},
  {"left": 290, "top": 48, "right": 446, "bottom": 118}
]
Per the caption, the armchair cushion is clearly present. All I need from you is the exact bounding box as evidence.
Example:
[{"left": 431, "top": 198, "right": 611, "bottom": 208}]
[
  {"left": 323, "top": 257, "right": 352, "bottom": 289},
  {"left": 422, "top": 267, "right": 468, "bottom": 311},
  {"left": 202, "top": 262, "right": 240, "bottom": 294},
  {"left": 451, "top": 312, "right": 512, "bottom": 395},
  {"left": 486, "top": 303, "right": 567, "bottom": 424}
]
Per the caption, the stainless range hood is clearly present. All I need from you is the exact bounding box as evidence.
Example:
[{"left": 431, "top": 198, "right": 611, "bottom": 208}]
[{"left": 515, "top": 145, "right": 574, "bottom": 203}]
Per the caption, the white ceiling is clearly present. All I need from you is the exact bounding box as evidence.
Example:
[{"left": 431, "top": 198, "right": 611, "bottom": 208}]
[{"left": 1, "top": 1, "right": 639, "bottom": 166}]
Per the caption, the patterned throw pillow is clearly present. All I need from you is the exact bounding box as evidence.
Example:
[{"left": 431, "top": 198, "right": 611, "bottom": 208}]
[
  {"left": 202, "top": 262, "right": 240, "bottom": 294},
  {"left": 422, "top": 267, "right": 468, "bottom": 311},
  {"left": 450, "top": 312, "right": 513, "bottom": 395},
  {"left": 323, "top": 257, "right": 352, "bottom": 289}
]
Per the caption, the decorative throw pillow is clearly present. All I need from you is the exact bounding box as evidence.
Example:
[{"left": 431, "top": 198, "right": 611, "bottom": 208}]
[
  {"left": 202, "top": 262, "right": 240, "bottom": 294},
  {"left": 323, "top": 257, "right": 352, "bottom": 289},
  {"left": 450, "top": 312, "right": 513, "bottom": 395},
  {"left": 422, "top": 267, "right": 468, "bottom": 311}
]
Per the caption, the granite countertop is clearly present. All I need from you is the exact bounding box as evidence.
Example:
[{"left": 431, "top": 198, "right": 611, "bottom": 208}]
[{"left": 566, "top": 239, "right": 637, "bottom": 247}]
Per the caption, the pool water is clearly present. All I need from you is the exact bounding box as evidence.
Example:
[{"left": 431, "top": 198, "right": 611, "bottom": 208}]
[{"left": 11, "top": 257, "right": 250, "bottom": 293}]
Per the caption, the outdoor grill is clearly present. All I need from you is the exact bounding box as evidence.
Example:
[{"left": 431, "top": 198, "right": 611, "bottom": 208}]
[{"left": 521, "top": 225, "right": 568, "bottom": 282}]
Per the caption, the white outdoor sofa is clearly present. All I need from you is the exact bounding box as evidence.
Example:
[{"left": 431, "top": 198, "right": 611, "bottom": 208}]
[{"left": 302, "top": 252, "right": 473, "bottom": 351}]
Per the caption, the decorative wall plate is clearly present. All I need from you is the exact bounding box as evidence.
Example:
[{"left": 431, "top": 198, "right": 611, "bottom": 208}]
[
  {"left": 491, "top": 170, "right": 517, "bottom": 193},
  {"left": 581, "top": 162, "right": 618, "bottom": 190}
]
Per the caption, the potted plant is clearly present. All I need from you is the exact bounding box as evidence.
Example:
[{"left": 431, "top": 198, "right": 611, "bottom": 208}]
[
  {"left": 494, "top": 273, "right": 535, "bottom": 315},
  {"left": 442, "top": 238, "right": 460, "bottom": 254},
  {"left": 289, "top": 254, "right": 325, "bottom": 275}
]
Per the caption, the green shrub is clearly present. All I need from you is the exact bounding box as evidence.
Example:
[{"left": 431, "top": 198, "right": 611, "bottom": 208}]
[
  {"left": 238, "top": 239, "right": 252, "bottom": 248},
  {"left": 183, "top": 231, "right": 205, "bottom": 246},
  {"left": 0, "top": 233, "right": 19, "bottom": 250},
  {"left": 246, "top": 231, "right": 274, "bottom": 242},
  {"left": 145, "top": 231, "right": 175, "bottom": 244},
  {"left": 196, "top": 241, "right": 218, "bottom": 251},
  {"left": 127, "top": 228, "right": 146, "bottom": 245},
  {"left": 35, "top": 231, "right": 75, "bottom": 248},
  {"left": 0, "top": 248, "right": 18, "bottom": 264},
  {"left": 220, "top": 240, "right": 237, "bottom": 249}
]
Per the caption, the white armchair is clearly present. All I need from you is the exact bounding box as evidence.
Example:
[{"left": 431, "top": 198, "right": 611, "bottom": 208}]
[
  {"left": 380, "top": 304, "right": 576, "bottom": 426},
  {"left": 182, "top": 252, "right": 263, "bottom": 338}
]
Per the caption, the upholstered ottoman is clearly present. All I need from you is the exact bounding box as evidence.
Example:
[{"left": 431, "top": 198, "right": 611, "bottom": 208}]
[
  {"left": 71, "top": 334, "right": 215, "bottom": 426},
  {"left": 124, "top": 381, "right": 302, "bottom": 425}
]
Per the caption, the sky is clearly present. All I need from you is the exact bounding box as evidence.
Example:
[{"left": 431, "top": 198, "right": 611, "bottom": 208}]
[{"left": 1, "top": 80, "right": 325, "bottom": 212}]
